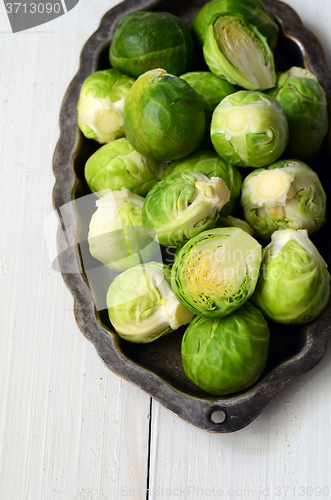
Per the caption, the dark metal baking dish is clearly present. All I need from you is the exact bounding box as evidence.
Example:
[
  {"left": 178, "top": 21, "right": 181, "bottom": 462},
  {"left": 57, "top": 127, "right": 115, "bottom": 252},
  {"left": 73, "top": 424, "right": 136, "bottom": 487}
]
[{"left": 53, "top": 0, "right": 331, "bottom": 432}]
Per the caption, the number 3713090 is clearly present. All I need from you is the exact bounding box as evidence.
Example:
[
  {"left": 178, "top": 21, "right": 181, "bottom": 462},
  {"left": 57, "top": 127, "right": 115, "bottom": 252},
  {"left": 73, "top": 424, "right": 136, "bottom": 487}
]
[{"left": 5, "top": 3, "right": 61, "bottom": 14}]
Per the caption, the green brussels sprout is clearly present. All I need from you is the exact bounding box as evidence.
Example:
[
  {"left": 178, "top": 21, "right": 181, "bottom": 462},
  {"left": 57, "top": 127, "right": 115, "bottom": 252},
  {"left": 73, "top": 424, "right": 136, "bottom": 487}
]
[
  {"left": 142, "top": 172, "right": 230, "bottom": 247},
  {"left": 241, "top": 160, "right": 327, "bottom": 240},
  {"left": 77, "top": 69, "right": 134, "bottom": 144},
  {"left": 109, "top": 12, "right": 194, "bottom": 79},
  {"left": 84, "top": 137, "right": 165, "bottom": 197},
  {"left": 191, "top": 0, "right": 279, "bottom": 51},
  {"left": 266, "top": 67, "right": 329, "bottom": 161},
  {"left": 180, "top": 72, "right": 238, "bottom": 141},
  {"left": 252, "top": 229, "right": 330, "bottom": 324},
  {"left": 107, "top": 262, "right": 195, "bottom": 343},
  {"left": 181, "top": 302, "right": 270, "bottom": 395},
  {"left": 216, "top": 215, "right": 254, "bottom": 235},
  {"left": 171, "top": 227, "right": 262, "bottom": 318},
  {"left": 87, "top": 188, "right": 157, "bottom": 273},
  {"left": 162, "top": 149, "right": 242, "bottom": 216},
  {"left": 211, "top": 90, "right": 288, "bottom": 168},
  {"left": 123, "top": 69, "right": 205, "bottom": 161},
  {"left": 203, "top": 15, "right": 276, "bottom": 90}
]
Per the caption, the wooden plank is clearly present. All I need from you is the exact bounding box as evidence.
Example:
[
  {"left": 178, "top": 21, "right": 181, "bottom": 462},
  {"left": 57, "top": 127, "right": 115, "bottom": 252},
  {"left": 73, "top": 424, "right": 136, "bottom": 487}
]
[{"left": 0, "top": 2, "right": 151, "bottom": 499}]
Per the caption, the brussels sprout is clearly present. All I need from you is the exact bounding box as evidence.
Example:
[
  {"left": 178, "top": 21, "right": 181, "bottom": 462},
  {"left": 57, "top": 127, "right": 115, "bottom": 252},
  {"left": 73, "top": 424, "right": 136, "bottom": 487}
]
[
  {"left": 252, "top": 229, "right": 330, "bottom": 324},
  {"left": 180, "top": 72, "right": 238, "bottom": 140},
  {"left": 109, "top": 12, "right": 194, "bottom": 79},
  {"left": 142, "top": 172, "right": 230, "bottom": 247},
  {"left": 203, "top": 15, "right": 276, "bottom": 90},
  {"left": 107, "top": 262, "right": 195, "bottom": 343},
  {"left": 162, "top": 149, "right": 242, "bottom": 216},
  {"left": 171, "top": 227, "right": 262, "bottom": 318},
  {"left": 77, "top": 69, "right": 134, "bottom": 144},
  {"left": 84, "top": 137, "right": 165, "bottom": 197},
  {"left": 241, "top": 160, "right": 327, "bottom": 240},
  {"left": 211, "top": 90, "right": 288, "bottom": 168},
  {"left": 181, "top": 303, "right": 270, "bottom": 395},
  {"left": 216, "top": 215, "right": 254, "bottom": 235},
  {"left": 192, "top": 0, "right": 279, "bottom": 51},
  {"left": 266, "top": 67, "right": 329, "bottom": 161},
  {"left": 123, "top": 69, "right": 205, "bottom": 162},
  {"left": 87, "top": 188, "right": 157, "bottom": 273}
]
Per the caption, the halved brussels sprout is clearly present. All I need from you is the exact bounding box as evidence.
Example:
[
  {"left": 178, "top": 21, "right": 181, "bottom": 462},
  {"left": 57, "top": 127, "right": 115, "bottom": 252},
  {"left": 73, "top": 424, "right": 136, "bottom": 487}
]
[
  {"left": 203, "top": 15, "right": 276, "bottom": 90},
  {"left": 180, "top": 72, "right": 238, "bottom": 141},
  {"left": 241, "top": 160, "right": 327, "bottom": 240},
  {"left": 162, "top": 149, "right": 242, "bottom": 216},
  {"left": 123, "top": 69, "right": 205, "bottom": 161},
  {"left": 252, "top": 229, "right": 330, "bottom": 324},
  {"left": 77, "top": 69, "right": 134, "bottom": 144},
  {"left": 181, "top": 302, "right": 270, "bottom": 395},
  {"left": 192, "top": 0, "right": 279, "bottom": 51},
  {"left": 142, "top": 172, "right": 230, "bottom": 247},
  {"left": 109, "top": 12, "right": 194, "bottom": 79},
  {"left": 216, "top": 215, "right": 254, "bottom": 235},
  {"left": 267, "top": 67, "right": 329, "bottom": 161},
  {"left": 171, "top": 227, "right": 262, "bottom": 318},
  {"left": 88, "top": 188, "right": 157, "bottom": 273},
  {"left": 107, "top": 262, "right": 195, "bottom": 343},
  {"left": 84, "top": 137, "right": 164, "bottom": 197},
  {"left": 211, "top": 90, "right": 288, "bottom": 168}
]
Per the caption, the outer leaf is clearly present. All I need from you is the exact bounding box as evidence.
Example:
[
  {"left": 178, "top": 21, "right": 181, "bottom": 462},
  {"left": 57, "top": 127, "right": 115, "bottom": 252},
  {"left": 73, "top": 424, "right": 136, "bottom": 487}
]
[
  {"left": 109, "top": 12, "right": 194, "bottom": 78},
  {"left": 181, "top": 303, "right": 269, "bottom": 395}
]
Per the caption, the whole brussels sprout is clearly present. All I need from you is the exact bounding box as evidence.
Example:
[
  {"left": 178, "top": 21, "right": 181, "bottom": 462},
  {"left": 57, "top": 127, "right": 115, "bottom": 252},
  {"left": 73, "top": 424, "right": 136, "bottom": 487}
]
[
  {"left": 252, "top": 229, "right": 330, "bottom": 324},
  {"left": 109, "top": 12, "right": 194, "bottom": 79},
  {"left": 267, "top": 67, "right": 329, "bottom": 161},
  {"left": 241, "top": 160, "right": 327, "bottom": 240},
  {"left": 181, "top": 303, "right": 270, "bottom": 395},
  {"left": 123, "top": 69, "right": 205, "bottom": 161},
  {"left": 180, "top": 72, "right": 238, "bottom": 141},
  {"left": 77, "top": 69, "right": 134, "bottom": 144},
  {"left": 191, "top": 0, "right": 279, "bottom": 51},
  {"left": 87, "top": 188, "right": 157, "bottom": 273},
  {"left": 211, "top": 90, "right": 288, "bottom": 168},
  {"left": 84, "top": 137, "right": 164, "bottom": 197},
  {"left": 203, "top": 15, "right": 276, "bottom": 90},
  {"left": 162, "top": 149, "right": 242, "bottom": 216},
  {"left": 171, "top": 227, "right": 262, "bottom": 319},
  {"left": 216, "top": 215, "right": 254, "bottom": 235},
  {"left": 107, "top": 262, "right": 195, "bottom": 343},
  {"left": 142, "top": 172, "right": 230, "bottom": 247}
]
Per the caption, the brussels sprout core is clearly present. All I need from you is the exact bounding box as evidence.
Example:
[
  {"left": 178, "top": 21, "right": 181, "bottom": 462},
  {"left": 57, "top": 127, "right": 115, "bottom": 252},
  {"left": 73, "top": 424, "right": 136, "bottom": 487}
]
[
  {"left": 171, "top": 227, "right": 262, "bottom": 318},
  {"left": 211, "top": 91, "right": 288, "bottom": 168},
  {"left": 213, "top": 16, "right": 275, "bottom": 90},
  {"left": 241, "top": 160, "right": 327, "bottom": 239},
  {"left": 247, "top": 169, "right": 295, "bottom": 210},
  {"left": 203, "top": 16, "right": 276, "bottom": 90}
]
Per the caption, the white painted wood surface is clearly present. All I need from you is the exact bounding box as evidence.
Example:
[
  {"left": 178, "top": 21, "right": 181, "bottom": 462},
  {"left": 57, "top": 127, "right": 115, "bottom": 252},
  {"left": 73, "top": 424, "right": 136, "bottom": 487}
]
[{"left": 0, "top": 1, "right": 330, "bottom": 499}]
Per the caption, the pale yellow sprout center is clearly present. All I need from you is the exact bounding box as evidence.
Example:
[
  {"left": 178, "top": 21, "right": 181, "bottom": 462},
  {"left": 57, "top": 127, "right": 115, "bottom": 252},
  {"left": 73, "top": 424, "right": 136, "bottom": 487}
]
[
  {"left": 248, "top": 169, "right": 295, "bottom": 209},
  {"left": 225, "top": 108, "right": 248, "bottom": 133},
  {"left": 184, "top": 246, "right": 238, "bottom": 296},
  {"left": 95, "top": 107, "right": 122, "bottom": 135}
]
